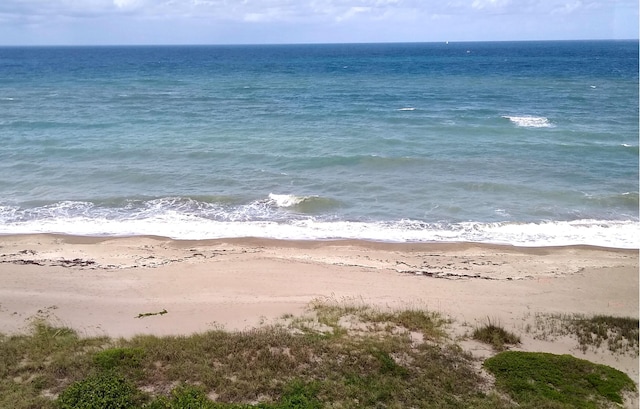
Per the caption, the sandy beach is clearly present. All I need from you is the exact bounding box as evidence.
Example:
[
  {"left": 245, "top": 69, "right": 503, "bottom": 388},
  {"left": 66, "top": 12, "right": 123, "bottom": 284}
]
[{"left": 0, "top": 234, "right": 637, "bottom": 386}]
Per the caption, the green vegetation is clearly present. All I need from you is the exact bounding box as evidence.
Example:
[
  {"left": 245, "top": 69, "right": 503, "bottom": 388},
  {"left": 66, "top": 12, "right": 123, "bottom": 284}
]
[
  {"left": 485, "top": 351, "right": 636, "bottom": 408},
  {"left": 57, "top": 372, "right": 144, "bottom": 409},
  {"left": 531, "top": 313, "right": 639, "bottom": 355},
  {"left": 472, "top": 318, "right": 521, "bottom": 351},
  {"left": 0, "top": 304, "right": 636, "bottom": 409},
  {"left": 94, "top": 348, "right": 145, "bottom": 371}
]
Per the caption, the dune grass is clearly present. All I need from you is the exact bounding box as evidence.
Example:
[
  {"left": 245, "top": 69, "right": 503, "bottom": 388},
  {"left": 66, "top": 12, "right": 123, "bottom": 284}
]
[
  {"left": 0, "top": 303, "right": 636, "bottom": 409},
  {"left": 531, "top": 313, "right": 639, "bottom": 356},
  {"left": 472, "top": 318, "right": 521, "bottom": 351}
]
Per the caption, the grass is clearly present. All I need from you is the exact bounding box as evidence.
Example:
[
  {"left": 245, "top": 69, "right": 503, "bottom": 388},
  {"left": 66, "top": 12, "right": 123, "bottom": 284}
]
[
  {"left": 472, "top": 318, "right": 521, "bottom": 351},
  {"left": 0, "top": 303, "right": 636, "bottom": 409},
  {"left": 531, "top": 313, "right": 639, "bottom": 356}
]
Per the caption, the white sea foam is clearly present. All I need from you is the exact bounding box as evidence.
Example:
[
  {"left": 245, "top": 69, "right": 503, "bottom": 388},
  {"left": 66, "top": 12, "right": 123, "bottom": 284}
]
[
  {"left": 0, "top": 210, "right": 637, "bottom": 249},
  {"left": 494, "top": 209, "right": 510, "bottom": 217},
  {"left": 398, "top": 107, "right": 416, "bottom": 111},
  {"left": 268, "top": 193, "right": 313, "bottom": 208},
  {"left": 503, "top": 115, "right": 553, "bottom": 128}
]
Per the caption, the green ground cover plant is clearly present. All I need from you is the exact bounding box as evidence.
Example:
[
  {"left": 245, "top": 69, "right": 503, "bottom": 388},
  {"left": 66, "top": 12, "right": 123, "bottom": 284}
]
[
  {"left": 484, "top": 351, "right": 636, "bottom": 408},
  {"left": 57, "top": 371, "right": 144, "bottom": 409},
  {"left": 0, "top": 303, "right": 636, "bottom": 409}
]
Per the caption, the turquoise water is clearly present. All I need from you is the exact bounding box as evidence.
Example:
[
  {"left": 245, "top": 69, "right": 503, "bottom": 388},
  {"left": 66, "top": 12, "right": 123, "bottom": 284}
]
[{"left": 1, "top": 41, "right": 638, "bottom": 247}]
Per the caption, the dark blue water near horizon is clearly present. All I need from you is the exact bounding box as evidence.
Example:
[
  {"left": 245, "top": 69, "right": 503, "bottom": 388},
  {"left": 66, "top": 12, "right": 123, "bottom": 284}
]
[{"left": 0, "top": 40, "right": 638, "bottom": 247}]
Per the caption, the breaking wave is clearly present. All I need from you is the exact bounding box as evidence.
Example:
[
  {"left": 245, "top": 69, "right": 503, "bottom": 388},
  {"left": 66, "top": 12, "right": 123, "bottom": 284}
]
[
  {"left": 503, "top": 115, "right": 553, "bottom": 128},
  {"left": 0, "top": 200, "right": 637, "bottom": 248}
]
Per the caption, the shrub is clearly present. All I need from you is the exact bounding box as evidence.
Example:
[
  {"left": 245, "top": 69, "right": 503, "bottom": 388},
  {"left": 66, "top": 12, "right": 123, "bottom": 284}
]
[
  {"left": 94, "top": 348, "right": 145, "bottom": 371},
  {"left": 56, "top": 371, "right": 142, "bottom": 409}
]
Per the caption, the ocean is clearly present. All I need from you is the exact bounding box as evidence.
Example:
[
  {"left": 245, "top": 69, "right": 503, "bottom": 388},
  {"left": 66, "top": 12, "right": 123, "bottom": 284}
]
[{"left": 0, "top": 41, "right": 638, "bottom": 248}]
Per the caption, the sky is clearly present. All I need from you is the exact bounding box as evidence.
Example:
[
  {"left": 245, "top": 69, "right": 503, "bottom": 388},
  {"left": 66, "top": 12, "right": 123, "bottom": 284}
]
[{"left": 0, "top": 0, "right": 637, "bottom": 46}]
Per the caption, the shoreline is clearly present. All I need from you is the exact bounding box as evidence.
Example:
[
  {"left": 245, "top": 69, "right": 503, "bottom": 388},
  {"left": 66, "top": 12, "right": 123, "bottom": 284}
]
[
  {"left": 2, "top": 232, "right": 638, "bottom": 251},
  {"left": 0, "top": 233, "right": 637, "bottom": 383},
  {"left": 1, "top": 216, "right": 637, "bottom": 249}
]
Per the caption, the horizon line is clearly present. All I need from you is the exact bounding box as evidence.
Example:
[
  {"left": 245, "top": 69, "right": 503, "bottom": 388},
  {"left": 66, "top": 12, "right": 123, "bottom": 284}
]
[{"left": 1, "top": 38, "right": 638, "bottom": 48}]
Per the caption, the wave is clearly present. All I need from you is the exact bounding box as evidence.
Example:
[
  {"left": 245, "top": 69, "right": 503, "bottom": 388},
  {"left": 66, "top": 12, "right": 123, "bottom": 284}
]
[
  {"left": 268, "top": 193, "right": 311, "bottom": 208},
  {"left": 268, "top": 194, "right": 341, "bottom": 214},
  {"left": 398, "top": 107, "right": 416, "bottom": 111},
  {"left": 584, "top": 191, "right": 639, "bottom": 209},
  {"left": 0, "top": 201, "right": 637, "bottom": 248},
  {"left": 1, "top": 195, "right": 340, "bottom": 224},
  {"left": 502, "top": 115, "right": 553, "bottom": 128}
]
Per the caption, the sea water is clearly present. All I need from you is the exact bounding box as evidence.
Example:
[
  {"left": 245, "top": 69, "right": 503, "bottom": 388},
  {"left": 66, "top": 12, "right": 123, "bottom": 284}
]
[{"left": 0, "top": 41, "right": 638, "bottom": 248}]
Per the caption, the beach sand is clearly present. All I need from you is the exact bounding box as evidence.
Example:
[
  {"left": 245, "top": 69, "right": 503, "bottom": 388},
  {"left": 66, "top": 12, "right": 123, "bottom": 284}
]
[{"left": 0, "top": 234, "right": 638, "bottom": 391}]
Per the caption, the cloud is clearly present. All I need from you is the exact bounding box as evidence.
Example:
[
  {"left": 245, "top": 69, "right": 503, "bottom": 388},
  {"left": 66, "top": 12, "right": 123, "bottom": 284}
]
[
  {"left": 113, "top": 0, "right": 145, "bottom": 10},
  {"left": 551, "top": 0, "right": 584, "bottom": 14},
  {"left": 0, "top": 0, "right": 636, "bottom": 22},
  {"left": 0, "top": 0, "right": 117, "bottom": 21},
  {"left": 0, "top": 0, "right": 636, "bottom": 44},
  {"left": 471, "top": 0, "right": 511, "bottom": 11},
  {"left": 334, "top": 6, "right": 371, "bottom": 22}
]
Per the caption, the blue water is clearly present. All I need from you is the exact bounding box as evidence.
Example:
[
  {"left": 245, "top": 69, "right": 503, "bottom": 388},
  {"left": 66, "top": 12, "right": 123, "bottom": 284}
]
[{"left": 1, "top": 41, "right": 638, "bottom": 247}]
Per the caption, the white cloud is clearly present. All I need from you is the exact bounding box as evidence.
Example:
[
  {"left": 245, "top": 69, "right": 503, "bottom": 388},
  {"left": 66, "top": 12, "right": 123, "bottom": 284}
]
[
  {"left": 335, "top": 6, "right": 371, "bottom": 21},
  {"left": 0, "top": 0, "right": 635, "bottom": 21},
  {"left": 0, "top": 0, "right": 636, "bottom": 44},
  {"left": 551, "top": 0, "right": 583, "bottom": 14},
  {"left": 113, "top": 0, "right": 143, "bottom": 9},
  {"left": 471, "top": 0, "right": 511, "bottom": 10}
]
